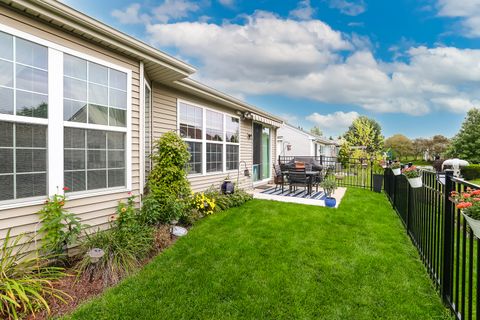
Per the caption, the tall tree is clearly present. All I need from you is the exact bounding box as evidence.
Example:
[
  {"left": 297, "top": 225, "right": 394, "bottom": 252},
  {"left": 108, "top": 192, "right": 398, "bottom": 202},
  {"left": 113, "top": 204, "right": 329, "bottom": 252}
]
[
  {"left": 430, "top": 135, "right": 450, "bottom": 157},
  {"left": 343, "top": 116, "right": 384, "bottom": 158},
  {"left": 310, "top": 126, "right": 323, "bottom": 137},
  {"left": 384, "top": 134, "right": 413, "bottom": 160},
  {"left": 412, "top": 138, "right": 429, "bottom": 160},
  {"left": 448, "top": 108, "right": 480, "bottom": 163}
]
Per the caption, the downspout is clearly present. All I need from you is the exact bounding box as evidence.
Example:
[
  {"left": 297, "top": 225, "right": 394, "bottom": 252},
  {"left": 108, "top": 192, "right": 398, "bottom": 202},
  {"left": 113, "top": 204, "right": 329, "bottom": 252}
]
[{"left": 139, "top": 61, "right": 145, "bottom": 203}]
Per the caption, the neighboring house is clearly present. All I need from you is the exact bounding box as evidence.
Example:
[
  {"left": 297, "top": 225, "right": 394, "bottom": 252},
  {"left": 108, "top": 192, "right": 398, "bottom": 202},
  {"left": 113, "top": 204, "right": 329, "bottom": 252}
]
[
  {"left": 276, "top": 123, "right": 339, "bottom": 160},
  {"left": 0, "top": 1, "right": 282, "bottom": 243}
]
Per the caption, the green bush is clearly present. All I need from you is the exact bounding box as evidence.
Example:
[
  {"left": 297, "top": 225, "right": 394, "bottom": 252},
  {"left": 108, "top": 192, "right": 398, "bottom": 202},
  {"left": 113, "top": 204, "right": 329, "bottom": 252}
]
[
  {"left": 0, "top": 230, "right": 69, "bottom": 320},
  {"left": 76, "top": 194, "right": 154, "bottom": 286},
  {"left": 141, "top": 132, "right": 191, "bottom": 225},
  {"left": 203, "top": 187, "right": 253, "bottom": 212},
  {"left": 461, "top": 165, "right": 480, "bottom": 180}
]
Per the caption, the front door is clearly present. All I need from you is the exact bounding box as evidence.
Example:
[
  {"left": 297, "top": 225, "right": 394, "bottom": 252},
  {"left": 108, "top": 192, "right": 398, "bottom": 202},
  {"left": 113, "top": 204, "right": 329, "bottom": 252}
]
[{"left": 252, "top": 123, "right": 271, "bottom": 182}]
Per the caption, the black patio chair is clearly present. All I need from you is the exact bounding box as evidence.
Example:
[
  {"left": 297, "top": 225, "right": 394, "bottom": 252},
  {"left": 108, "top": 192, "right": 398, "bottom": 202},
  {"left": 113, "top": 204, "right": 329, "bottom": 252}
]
[
  {"left": 273, "top": 163, "right": 285, "bottom": 192},
  {"left": 289, "top": 168, "right": 311, "bottom": 195}
]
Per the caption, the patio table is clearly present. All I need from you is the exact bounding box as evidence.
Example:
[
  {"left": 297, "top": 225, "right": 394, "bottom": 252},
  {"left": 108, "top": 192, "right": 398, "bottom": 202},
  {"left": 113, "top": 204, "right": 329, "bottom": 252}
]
[{"left": 282, "top": 171, "right": 320, "bottom": 194}]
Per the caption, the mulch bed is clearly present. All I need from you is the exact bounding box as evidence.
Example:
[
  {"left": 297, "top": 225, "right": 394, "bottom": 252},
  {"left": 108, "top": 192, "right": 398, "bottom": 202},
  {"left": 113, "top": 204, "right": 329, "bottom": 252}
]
[{"left": 26, "top": 225, "right": 177, "bottom": 320}]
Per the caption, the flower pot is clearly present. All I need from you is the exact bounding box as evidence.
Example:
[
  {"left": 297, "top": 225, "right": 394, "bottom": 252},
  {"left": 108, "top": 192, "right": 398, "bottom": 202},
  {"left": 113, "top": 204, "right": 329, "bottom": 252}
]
[
  {"left": 221, "top": 179, "right": 234, "bottom": 194},
  {"left": 373, "top": 174, "right": 383, "bottom": 193},
  {"left": 325, "top": 197, "right": 336, "bottom": 208},
  {"left": 392, "top": 168, "right": 401, "bottom": 176},
  {"left": 462, "top": 212, "right": 480, "bottom": 239},
  {"left": 407, "top": 176, "right": 422, "bottom": 188}
]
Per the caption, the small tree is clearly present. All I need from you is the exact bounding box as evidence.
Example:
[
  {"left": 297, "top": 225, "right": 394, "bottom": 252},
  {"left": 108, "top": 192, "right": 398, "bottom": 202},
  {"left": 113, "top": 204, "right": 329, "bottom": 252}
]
[
  {"left": 310, "top": 126, "right": 323, "bottom": 137},
  {"left": 448, "top": 108, "right": 480, "bottom": 163},
  {"left": 141, "top": 132, "right": 191, "bottom": 225},
  {"left": 343, "top": 116, "right": 384, "bottom": 159}
]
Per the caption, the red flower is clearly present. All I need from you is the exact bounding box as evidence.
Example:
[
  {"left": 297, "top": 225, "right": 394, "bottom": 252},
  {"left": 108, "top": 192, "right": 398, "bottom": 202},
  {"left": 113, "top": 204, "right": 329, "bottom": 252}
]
[
  {"left": 451, "top": 191, "right": 458, "bottom": 196},
  {"left": 464, "top": 193, "right": 472, "bottom": 198},
  {"left": 128, "top": 191, "right": 132, "bottom": 196},
  {"left": 471, "top": 190, "right": 480, "bottom": 195},
  {"left": 473, "top": 198, "right": 480, "bottom": 202},
  {"left": 63, "top": 187, "right": 70, "bottom": 191},
  {"left": 457, "top": 202, "right": 473, "bottom": 209}
]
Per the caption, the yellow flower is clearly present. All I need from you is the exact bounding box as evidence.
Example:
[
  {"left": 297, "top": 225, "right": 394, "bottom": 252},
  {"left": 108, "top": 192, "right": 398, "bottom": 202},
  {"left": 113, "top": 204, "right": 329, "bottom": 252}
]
[{"left": 121, "top": 207, "right": 127, "bottom": 213}]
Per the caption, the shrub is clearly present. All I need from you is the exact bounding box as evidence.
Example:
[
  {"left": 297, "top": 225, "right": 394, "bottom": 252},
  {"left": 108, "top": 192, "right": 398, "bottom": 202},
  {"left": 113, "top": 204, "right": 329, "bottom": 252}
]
[
  {"left": 201, "top": 187, "right": 253, "bottom": 212},
  {"left": 141, "top": 132, "right": 191, "bottom": 225},
  {"left": 76, "top": 194, "right": 154, "bottom": 286},
  {"left": 76, "top": 226, "right": 154, "bottom": 286},
  {"left": 37, "top": 192, "right": 84, "bottom": 257},
  {"left": 0, "top": 230, "right": 69, "bottom": 320},
  {"left": 461, "top": 165, "right": 480, "bottom": 181}
]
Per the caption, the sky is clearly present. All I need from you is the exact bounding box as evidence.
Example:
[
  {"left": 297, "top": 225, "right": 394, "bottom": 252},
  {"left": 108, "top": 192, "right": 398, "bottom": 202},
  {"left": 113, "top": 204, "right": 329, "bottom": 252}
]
[{"left": 64, "top": 0, "right": 480, "bottom": 139}]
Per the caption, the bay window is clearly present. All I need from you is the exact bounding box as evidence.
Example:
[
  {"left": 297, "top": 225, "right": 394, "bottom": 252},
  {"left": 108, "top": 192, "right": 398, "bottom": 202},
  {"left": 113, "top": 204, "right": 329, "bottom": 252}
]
[
  {"left": 0, "top": 26, "right": 131, "bottom": 206},
  {"left": 179, "top": 101, "right": 240, "bottom": 175}
]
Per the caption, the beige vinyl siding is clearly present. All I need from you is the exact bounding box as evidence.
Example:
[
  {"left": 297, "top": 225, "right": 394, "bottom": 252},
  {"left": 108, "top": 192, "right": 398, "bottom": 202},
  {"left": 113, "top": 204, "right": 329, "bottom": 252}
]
[
  {"left": 0, "top": 7, "right": 141, "bottom": 243},
  {"left": 151, "top": 83, "right": 253, "bottom": 192}
]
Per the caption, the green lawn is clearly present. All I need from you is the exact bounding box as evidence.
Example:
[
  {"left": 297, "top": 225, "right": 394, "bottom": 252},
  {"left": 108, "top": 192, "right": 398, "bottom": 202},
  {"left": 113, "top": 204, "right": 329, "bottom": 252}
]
[{"left": 65, "top": 189, "right": 450, "bottom": 320}]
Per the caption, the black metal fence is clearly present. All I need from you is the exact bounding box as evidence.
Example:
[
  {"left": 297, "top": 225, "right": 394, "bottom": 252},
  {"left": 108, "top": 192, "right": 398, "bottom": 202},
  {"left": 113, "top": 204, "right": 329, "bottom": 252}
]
[
  {"left": 385, "top": 168, "right": 480, "bottom": 320},
  {"left": 278, "top": 155, "right": 374, "bottom": 190}
]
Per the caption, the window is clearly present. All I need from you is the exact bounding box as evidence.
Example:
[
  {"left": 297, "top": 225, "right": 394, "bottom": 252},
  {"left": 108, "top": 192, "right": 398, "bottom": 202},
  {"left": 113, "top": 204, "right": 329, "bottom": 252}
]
[
  {"left": 206, "top": 143, "right": 222, "bottom": 173},
  {"left": 63, "top": 54, "right": 127, "bottom": 127},
  {"left": 206, "top": 110, "right": 223, "bottom": 141},
  {"left": 179, "top": 102, "right": 202, "bottom": 139},
  {"left": 186, "top": 141, "right": 202, "bottom": 174},
  {"left": 64, "top": 128, "right": 125, "bottom": 192},
  {"left": 179, "top": 101, "right": 240, "bottom": 175},
  {"left": 0, "top": 31, "right": 49, "bottom": 201},
  {"left": 226, "top": 145, "right": 239, "bottom": 170},
  {"left": 0, "top": 122, "right": 47, "bottom": 200},
  {"left": 0, "top": 27, "right": 131, "bottom": 205}
]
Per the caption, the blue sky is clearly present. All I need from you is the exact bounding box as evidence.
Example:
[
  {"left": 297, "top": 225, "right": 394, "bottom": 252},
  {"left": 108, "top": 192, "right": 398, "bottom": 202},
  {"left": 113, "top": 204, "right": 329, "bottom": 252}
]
[{"left": 65, "top": 0, "right": 480, "bottom": 138}]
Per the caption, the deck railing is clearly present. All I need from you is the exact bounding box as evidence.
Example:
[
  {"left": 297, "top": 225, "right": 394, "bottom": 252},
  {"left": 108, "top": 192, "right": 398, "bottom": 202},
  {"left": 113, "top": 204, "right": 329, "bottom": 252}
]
[
  {"left": 278, "top": 155, "right": 374, "bottom": 190},
  {"left": 385, "top": 168, "right": 480, "bottom": 320}
]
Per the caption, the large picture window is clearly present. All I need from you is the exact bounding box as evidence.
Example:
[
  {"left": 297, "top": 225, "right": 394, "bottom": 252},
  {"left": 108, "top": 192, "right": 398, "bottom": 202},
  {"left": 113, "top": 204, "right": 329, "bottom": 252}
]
[
  {"left": 179, "top": 101, "right": 240, "bottom": 175},
  {"left": 0, "top": 27, "right": 131, "bottom": 206},
  {"left": 0, "top": 31, "right": 49, "bottom": 202}
]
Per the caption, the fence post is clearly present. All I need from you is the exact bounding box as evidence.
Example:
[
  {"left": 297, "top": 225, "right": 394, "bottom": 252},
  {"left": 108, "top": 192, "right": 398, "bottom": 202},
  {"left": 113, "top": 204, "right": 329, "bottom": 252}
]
[
  {"left": 442, "top": 169, "right": 454, "bottom": 304},
  {"left": 406, "top": 182, "right": 412, "bottom": 231},
  {"left": 370, "top": 160, "right": 373, "bottom": 191}
]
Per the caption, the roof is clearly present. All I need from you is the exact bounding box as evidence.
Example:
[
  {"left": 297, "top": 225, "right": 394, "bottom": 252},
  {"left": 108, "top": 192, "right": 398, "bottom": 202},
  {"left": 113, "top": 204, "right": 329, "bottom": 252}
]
[
  {"left": 2, "top": 0, "right": 282, "bottom": 123},
  {"left": 280, "top": 123, "right": 338, "bottom": 145}
]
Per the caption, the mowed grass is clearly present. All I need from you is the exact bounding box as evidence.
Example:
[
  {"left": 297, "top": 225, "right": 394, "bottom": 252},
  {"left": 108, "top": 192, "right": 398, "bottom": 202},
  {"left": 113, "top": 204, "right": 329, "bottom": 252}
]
[{"left": 65, "top": 188, "right": 450, "bottom": 320}]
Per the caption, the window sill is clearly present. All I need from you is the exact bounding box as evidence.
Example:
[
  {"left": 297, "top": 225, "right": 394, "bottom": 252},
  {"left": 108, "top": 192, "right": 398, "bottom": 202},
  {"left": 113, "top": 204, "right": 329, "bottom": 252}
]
[{"left": 0, "top": 188, "right": 131, "bottom": 212}]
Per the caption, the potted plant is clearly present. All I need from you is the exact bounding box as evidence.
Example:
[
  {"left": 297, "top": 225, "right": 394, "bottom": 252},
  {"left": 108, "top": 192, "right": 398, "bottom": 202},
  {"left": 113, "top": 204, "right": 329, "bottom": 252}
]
[
  {"left": 402, "top": 166, "right": 422, "bottom": 188},
  {"left": 221, "top": 175, "right": 234, "bottom": 194},
  {"left": 372, "top": 163, "right": 384, "bottom": 193},
  {"left": 321, "top": 178, "right": 337, "bottom": 208},
  {"left": 451, "top": 189, "right": 480, "bottom": 238},
  {"left": 391, "top": 162, "right": 401, "bottom": 176}
]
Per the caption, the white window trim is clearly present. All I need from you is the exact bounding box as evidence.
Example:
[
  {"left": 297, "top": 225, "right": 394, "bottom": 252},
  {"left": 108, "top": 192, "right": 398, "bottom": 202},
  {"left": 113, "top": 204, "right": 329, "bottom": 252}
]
[
  {"left": 0, "top": 23, "right": 132, "bottom": 210},
  {"left": 177, "top": 99, "right": 240, "bottom": 177}
]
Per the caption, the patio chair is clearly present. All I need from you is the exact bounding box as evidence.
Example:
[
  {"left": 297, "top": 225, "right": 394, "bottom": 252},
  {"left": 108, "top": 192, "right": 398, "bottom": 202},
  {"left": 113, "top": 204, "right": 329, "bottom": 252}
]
[
  {"left": 289, "top": 168, "right": 311, "bottom": 195},
  {"left": 273, "top": 163, "right": 285, "bottom": 192}
]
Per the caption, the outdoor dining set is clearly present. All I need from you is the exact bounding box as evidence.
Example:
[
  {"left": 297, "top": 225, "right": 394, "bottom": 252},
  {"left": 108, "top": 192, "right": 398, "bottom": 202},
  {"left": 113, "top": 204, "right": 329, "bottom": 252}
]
[{"left": 274, "top": 156, "right": 330, "bottom": 195}]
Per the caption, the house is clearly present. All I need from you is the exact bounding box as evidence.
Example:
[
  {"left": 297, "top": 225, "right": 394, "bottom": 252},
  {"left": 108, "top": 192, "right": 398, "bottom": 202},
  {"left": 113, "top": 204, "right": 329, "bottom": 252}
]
[
  {"left": 276, "top": 123, "right": 339, "bottom": 160},
  {"left": 0, "top": 1, "right": 282, "bottom": 244}
]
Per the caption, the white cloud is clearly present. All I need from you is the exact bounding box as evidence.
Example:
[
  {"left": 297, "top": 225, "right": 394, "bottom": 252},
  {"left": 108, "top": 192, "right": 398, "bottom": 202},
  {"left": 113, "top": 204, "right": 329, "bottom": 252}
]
[
  {"left": 306, "top": 111, "right": 359, "bottom": 134},
  {"left": 153, "top": 0, "right": 200, "bottom": 23},
  {"left": 218, "top": 0, "right": 234, "bottom": 8},
  {"left": 121, "top": 8, "right": 480, "bottom": 117},
  {"left": 329, "top": 0, "right": 366, "bottom": 16},
  {"left": 112, "top": 3, "right": 150, "bottom": 24},
  {"left": 289, "top": 0, "right": 315, "bottom": 20},
  {"left": 112, "top": 0, "right": 200, "bottom": 25},
  {"left": 437, "top": 0, "right": 480, "bottom": 37}
]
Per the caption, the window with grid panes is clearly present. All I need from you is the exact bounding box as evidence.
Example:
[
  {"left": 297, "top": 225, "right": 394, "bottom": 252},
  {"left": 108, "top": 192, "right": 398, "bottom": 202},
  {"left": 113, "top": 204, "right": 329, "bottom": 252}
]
[{"left": 0, "top": 31, "right": 48, "bottom": 201}]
